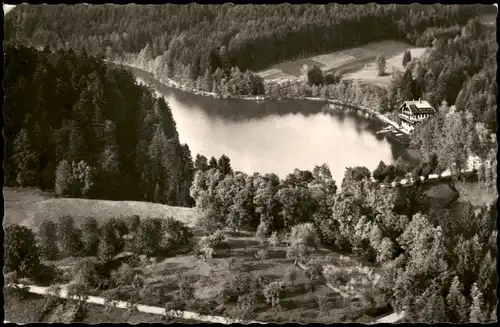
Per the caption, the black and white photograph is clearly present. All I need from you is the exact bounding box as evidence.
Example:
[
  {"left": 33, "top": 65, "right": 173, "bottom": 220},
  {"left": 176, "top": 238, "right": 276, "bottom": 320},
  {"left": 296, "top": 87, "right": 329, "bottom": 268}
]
[{"left": 2, "top": 2, "right": 498, "bottom": 324}]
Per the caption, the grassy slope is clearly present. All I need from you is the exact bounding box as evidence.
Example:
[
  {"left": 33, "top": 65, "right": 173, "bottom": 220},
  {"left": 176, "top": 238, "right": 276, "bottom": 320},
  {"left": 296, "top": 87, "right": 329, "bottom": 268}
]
[
  {"left": 3, "top": 187, "right": 198, "bottom": 231},
  {"left": 4, "top": 292, "right": 199, "bottom": 324},
  {"left": 454, "top": 182, "right": 497, "bottom": 207},
  {"left": 257, "top": 40, "right": 427, "bottom": 88}
]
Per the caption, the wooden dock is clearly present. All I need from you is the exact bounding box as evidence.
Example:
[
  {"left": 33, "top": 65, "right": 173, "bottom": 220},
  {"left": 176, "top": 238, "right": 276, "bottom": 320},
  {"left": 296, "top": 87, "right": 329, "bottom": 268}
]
[{"left": 324, "top": 99, "right": 411, "bottom": 142}]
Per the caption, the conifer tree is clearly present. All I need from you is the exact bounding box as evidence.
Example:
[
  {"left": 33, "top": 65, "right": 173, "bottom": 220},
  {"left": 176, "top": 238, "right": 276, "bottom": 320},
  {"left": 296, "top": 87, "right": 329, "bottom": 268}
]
[
  {"left": 470, "top": 282, "right": 486, "bottom": 323},
  {"left": 446, "top": 276, "right": 469, "bottom": 323}
]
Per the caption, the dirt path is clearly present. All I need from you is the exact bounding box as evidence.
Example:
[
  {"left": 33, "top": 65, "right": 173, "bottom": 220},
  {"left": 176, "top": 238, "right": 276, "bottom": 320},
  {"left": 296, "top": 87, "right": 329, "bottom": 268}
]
[
  {"left": 13, "top": 283, "right": 266, "bottom": 325},
  {"left": 374, "top": 311, "right": 405, "bottom": 323}
]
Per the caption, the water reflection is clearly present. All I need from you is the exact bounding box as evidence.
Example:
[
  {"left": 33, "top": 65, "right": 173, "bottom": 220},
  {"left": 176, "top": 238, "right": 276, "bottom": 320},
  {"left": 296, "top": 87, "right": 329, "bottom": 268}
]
[{"left": 133, "top": 68, "right": 410, "bottom": 181}]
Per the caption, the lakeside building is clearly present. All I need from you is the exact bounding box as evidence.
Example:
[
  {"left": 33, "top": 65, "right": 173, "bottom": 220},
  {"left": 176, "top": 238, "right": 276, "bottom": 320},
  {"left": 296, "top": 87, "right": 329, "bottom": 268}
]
[{"left": 397, "top": 99, "right": 436, "bottom": 132}]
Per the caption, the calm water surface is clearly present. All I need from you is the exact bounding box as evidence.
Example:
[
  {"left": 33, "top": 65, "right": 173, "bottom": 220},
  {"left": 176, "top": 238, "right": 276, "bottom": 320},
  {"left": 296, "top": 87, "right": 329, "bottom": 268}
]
[{"left": 132, "top": 68, "right": 411, "bottom": 182}]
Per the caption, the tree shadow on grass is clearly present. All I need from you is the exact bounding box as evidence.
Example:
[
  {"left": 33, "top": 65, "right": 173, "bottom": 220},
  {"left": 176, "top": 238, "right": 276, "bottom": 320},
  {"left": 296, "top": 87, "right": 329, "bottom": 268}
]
[
  {"left": 265, "top": 249, "right": 287, "bottom": 259},
  {"left": 227, "top": 238, "right": 260, "bottom": 249},
  {"left": 241, "top": 261, "right": 276, "bottom": 271},
  {"left": 225, "top": 230, "right": 254, "bottom": 238},
  {"left": 364, "top": 304, "right": 392, "bottom": 317},
  {"left": 280, "top": 297, "right": 318, "bottom": 311}
]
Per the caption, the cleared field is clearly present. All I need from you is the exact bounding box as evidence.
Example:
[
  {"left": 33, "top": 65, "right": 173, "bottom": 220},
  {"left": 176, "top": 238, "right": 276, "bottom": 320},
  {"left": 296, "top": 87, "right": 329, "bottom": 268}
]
[
  {"left": 257, "top": 68, "right": 298, "bottom": 82},
  {"left": 310, "top": 52, "right": 356, "bottom": 71},
  {"left": 3, "top": 187, "right": 198, "bottom": 231},
  {"left": 341, "top": 46, "right": 427, "bottom": 87},
  {"left": 258, "top": 40, "right": 427, "bottom": 88}
]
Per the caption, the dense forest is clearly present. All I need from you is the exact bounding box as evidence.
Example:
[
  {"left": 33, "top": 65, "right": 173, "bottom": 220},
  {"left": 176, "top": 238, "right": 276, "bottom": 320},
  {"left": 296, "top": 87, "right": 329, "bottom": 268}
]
[
  {"left": 3, "top": 44, "right": 195, "bottom": 206},
  {"left": 398, "top": 18, "right": 498, "bottom": 173},
  {"left": 4, "top": 3, "right": 486, "bottom": 98}
]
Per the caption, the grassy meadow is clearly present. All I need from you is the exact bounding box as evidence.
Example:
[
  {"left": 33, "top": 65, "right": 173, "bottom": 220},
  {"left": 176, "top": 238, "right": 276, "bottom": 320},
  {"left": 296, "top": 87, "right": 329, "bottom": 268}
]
[
  {"left": 257, "top": 40, "right": 427, "bottom": 88},
  {"left": 3, "top": 187, "right": 197, "bottom": 231}
]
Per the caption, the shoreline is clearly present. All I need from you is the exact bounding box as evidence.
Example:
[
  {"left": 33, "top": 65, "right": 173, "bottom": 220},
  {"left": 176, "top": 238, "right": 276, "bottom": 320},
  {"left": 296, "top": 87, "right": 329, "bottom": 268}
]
[
  {"left": 105, "top": 60, "right": 408, "bottom": 140},
  {"left": 104, "top": 60, "right": 270, "bottom": 102}
]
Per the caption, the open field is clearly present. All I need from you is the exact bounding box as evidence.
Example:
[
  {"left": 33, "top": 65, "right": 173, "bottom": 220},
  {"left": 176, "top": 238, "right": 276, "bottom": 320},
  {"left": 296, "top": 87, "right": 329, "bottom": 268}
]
[
  {"left": 3, "top": 187, "right": 198, "bottom": 231},
  {"left": 257, "top": 40, "right": 427, "bottom": 88},
  {"left": 343, "top": 47, "right": 427, "bottom": 87}
]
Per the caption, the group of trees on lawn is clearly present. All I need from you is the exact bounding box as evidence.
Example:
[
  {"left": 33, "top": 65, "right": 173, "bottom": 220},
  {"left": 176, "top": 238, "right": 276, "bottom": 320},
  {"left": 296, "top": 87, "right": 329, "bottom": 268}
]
[
  {"left": 5, "top": 214, "right": 193, "bottom": 286},
  {"left": 4, "top": 44, "right": 194, "bottom": 206}
]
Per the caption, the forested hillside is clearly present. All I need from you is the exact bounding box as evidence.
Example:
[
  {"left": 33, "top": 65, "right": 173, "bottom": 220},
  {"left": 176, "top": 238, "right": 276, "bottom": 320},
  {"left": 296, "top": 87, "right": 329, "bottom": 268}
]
[
  {"left": 396, "top": 19, "right": 498, "bottom": 173},
  {"left": 187, "top": 160, "right": 497, "bottom": 323},
  {"left": 5, "top": 4, "right": 484, "bottom": 84},
  {"left": 3, "top": 45, "right": 194, "bottom": 206}
]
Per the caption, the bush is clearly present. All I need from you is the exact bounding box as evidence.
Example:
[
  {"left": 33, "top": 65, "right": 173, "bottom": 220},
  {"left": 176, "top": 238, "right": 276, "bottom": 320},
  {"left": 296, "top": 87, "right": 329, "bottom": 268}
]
[
  {"left": 267, "top": 231, "right": 280, "bottom": 246},
  {"left": 4, "top": 271, "right": 19, "bottom": 285},
  {"left": 323, "top": 265, "right": 349, "bottom": 285},
  {"left": 255, "top": 248, "right": 268, "bottom": 261},
  {"left": 233, "top": 292, "right": 257, "bottom": 321},
  {"left": 67, "top": 283, "right": 89, "bottom": 305},
  {"left": 4, "top": 284, "right": 31, "bottom": 299},
  {"left": 195, "top": 229, "right": 230, "bottom": 261},
  {"left": 34, "top": 263, "right": 65, "bottom": 285},
  {"left": 72, "top": 258, "right": 113, "bottom": 290},
  {"left": 314, "top": 291, "right": 328, "bottom": 317},
  {"left": 176, "top": 273, "right": 195, "bottom": 301},
  {"left": 263, "top": 281, "right": 285, "bottom": 308},
  {"left": 283, "top": 265, "right": 299, "bottom": 286},
  {"left": 256, "top": 220, "right": 271, "bottom": 244},
  {"left": 4, "top": 224, "right": 41, "bottom": 279},
  {"left": 134, "top": 218, "right": 163, "bottom": 257},
  {"left": 160, "top": 217, "right": 194, "bottom": 251},
  {"left": 125, "top": 215, "right": 141, "bottom": 234},
  {"left": 98, "top": 219, "right": 125, "bottom": 260},
  {"left": 110, "top": 217, "right": 130, "bottom": 237},
  {"left": 110, "top": 262, "right": 136, "bottom": 288},
  {"left": 38, "top": 220, "right": 60, "bottom": 261},
  {"left": 44, "top": 285, "right": 65, "bottom": 310},
  {"left": 373, "top": 161, "right": 387, "bottom": 182},
  {"left": 57, "top": 215, "right": 83, "bottom": 258},
  {"left": 81, "top": 217, "right": 100, "bottom": 257},
  {"left": 103, "top": 289, "right": 120, "bottom": 312},
  {"left": 304, "top": 259, "right": 324, "bottom": 281},
  {"left": 217, "top": 273, "right": 256, "bottom": 305}
]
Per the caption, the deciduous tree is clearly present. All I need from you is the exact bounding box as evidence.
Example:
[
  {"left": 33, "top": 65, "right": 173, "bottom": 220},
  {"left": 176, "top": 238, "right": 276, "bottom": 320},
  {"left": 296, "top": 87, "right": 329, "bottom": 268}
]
[
  {"left": 376, "top": 56, "right": 387, "bottom": 76},
  {"left": 38, "top": 220, "right": 59, "bottom": 261},
  {"left": 5, "top": 224, "right": 41, "bottom": 278}
]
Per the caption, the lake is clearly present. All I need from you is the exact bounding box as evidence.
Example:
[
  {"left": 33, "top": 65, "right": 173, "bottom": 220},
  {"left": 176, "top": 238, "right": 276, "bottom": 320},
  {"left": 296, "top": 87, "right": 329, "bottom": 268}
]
[{"left": 131, "top": 67, "right": 412, "bottom": 183}]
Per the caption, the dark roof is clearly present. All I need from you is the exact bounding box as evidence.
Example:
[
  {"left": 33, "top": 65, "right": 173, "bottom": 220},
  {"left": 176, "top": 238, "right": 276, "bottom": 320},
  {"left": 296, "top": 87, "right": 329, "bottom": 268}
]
[{"left": 409, "top": 103, "right": 435, "bottom": 114}]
